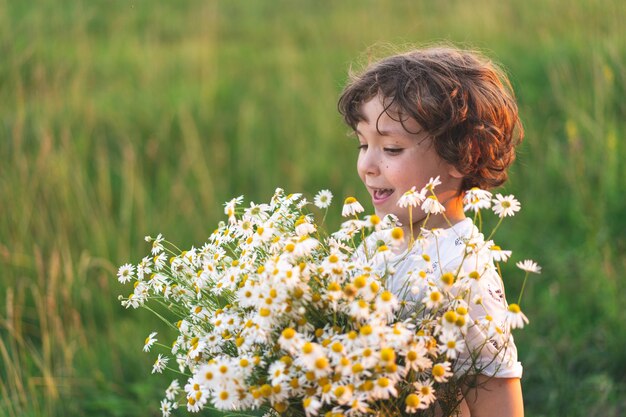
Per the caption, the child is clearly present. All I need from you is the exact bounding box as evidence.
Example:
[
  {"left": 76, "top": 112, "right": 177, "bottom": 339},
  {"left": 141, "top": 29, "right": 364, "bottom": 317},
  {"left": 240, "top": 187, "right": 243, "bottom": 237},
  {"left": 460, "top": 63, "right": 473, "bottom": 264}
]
[{"left": 338, "top": 46, "right": 525, "bottom": 417}]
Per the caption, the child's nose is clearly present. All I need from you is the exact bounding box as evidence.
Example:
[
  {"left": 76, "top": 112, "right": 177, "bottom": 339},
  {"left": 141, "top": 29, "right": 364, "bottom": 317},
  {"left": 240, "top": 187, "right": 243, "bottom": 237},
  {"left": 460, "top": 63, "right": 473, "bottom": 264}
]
[{"left": 358, "top": 150, "right": 380, "bottom": 177}]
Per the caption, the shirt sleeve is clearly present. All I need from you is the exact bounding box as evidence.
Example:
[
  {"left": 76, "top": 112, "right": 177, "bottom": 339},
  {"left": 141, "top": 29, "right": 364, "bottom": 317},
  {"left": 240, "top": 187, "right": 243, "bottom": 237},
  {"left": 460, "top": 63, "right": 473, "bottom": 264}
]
[{"left": 442, "top": 252, "right": 523, "bottom": 379}]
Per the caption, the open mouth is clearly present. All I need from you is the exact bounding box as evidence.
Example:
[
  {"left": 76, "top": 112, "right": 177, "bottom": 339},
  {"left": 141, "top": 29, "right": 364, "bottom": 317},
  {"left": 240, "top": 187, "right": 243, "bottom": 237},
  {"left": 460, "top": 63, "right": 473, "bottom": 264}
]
[{"left": 372, "top": 188, "right": 394, "bottom": 201}]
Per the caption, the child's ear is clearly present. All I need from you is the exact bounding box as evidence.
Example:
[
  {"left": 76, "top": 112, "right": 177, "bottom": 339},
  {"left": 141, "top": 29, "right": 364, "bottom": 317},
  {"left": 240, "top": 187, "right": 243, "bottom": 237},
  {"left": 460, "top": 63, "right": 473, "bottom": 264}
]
[{"left": 448, "top": 165, "right": 464, "bottom": 179}]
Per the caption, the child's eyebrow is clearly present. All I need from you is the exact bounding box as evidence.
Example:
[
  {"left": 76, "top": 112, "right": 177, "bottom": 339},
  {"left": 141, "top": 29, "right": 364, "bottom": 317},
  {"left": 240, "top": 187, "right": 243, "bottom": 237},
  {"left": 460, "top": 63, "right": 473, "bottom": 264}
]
[{"left": 355, "top": 128, "right": 406, "bottom": 137}]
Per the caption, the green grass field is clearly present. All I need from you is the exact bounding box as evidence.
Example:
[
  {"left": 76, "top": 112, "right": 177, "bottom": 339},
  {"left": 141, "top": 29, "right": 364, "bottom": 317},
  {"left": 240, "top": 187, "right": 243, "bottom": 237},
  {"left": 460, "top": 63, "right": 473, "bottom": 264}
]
[{"left": 1, "top": 0, "right": 625, "bottom": 416}]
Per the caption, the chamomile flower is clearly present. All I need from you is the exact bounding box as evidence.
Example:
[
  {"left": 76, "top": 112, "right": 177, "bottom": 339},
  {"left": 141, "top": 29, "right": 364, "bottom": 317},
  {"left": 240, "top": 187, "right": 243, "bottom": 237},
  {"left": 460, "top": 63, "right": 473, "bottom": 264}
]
[
  {"left": 422, "top": 176, "right": 442, "bottom": 193},
  {"left": 438, "top": 271, "right": 456, "bottom": 290},
  {"left": 438, "top": 331, "right": 465, "bottom": 360},
  {"left": 117, "top": 263, "right": 135, "bottom": 284},
  {"left": 333, "top": 384, "right": 354, "bottom": 405},
  {"left": 212, "top": 388, "right": 237, "bottom": 409},
  {"left": 224, "top": 195, "right": 244, "bottom": 224},
  {"left": 185, "top": 377, "right": 210, "bottom": 412},
  {"left": 244, "top": 201, "right": 271, "bottom": 220},
  {"left": 374, "top": 290, "right": 399, "bottom": 320},
  {"left": 153, "top": 253, "right": 168, "bottom": 271},
  {"left": 314, "top": 190, "right": 333, "bottom": 209},
  {"left": 160, "top": 399, "right": 175, "bottom": 417},
  {"left": 516, "top": 259, "right": 542, "bottom": 274},
  {"left": 151, "top": 233, "right": 165, "bottom": 255},
  {"left": 302, "top": 396, "right": 322, "bottom": 417},
  {"left": 296, "top": 197, "right": 309, "bottom": 209},
  {"left": 414, "top": 380, "right": 436, "bottom": 408},
  {"left": 342, "top": 197, "right": 364, "bottom": 217},
  {"left": 506, "top": 303, "right": 529, "bottom": 329},
  {"left": 295, "top": 216, "right": 316, "bottom": 236},
  {"left": 489, "top": 244, "right": 512, "bottom": 262},
  {"left": 478, "top": 315, "right": 504, "bottom": 340},
  {"left": 296, "top": 341, "right": 325, "bottom": 370},
  {"left": 268, "top": 360, "right": 289, "bottom": 385},
  {"left": 388, "top": 227, "right": 405, "bottom": 249},
  {"left": 421, "top": 195, "right": 445, "bottom": 215},
  {"left": 492, "top": 194, "right": 521, "bottom": 217},
  {"left": 431, "top": 361, "right": 453, "bottom": 383},
  {"left": 144, "top": 332, "right": 158, "bottom": 352},
  {"left": 463, "top": 188, "right": 493, "bottom": 212},
  {"left": 420, "top": 227, "right": 447, "bottom": 240},
  {"left": 423, "top": 288, "right": 444, "bottom": 309},
  {"left": 404, "top": 341, "right": 432, "bottom": 372},
  {"left": 372, "top": 376, "right": 397, "bottom": 400},
  {"left": 362, "top": 214, "right": 382, "bottom": 231},
  {"left": 165, "top": 379, "right": 180, "bottom": 401},
  {"left": 404, "top": 393, "right": 423, "bottom": 413},
  {"left": 278, "top": 327, "right": 303, "bottom": 354},
  {"left": 152, "top": 354, "right": 169, "bottom": 374},
  {"left": 121, "top": 293, "right": 142, "bottom": 309},
  {"left": 137, "top": 256, "right": 153, "bottom": 281},
  {"left": 371, "top": 244, "right": 393, "bottom": 263},
  {"left": 292, "top": 236, "right": 320, "bottom": 258},
  {"left": 397, "top": 186, "right": 425, "bottom": 208},
  {"left": 349, "top": 299, "right": 371, "bottom": 321}
]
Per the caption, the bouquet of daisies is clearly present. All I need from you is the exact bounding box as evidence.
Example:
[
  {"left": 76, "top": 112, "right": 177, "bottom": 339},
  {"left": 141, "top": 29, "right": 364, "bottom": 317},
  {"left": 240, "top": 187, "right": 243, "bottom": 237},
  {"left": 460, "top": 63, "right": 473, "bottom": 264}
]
[{"left": 117, "top": 181, "right": 539, "bottom": 417}]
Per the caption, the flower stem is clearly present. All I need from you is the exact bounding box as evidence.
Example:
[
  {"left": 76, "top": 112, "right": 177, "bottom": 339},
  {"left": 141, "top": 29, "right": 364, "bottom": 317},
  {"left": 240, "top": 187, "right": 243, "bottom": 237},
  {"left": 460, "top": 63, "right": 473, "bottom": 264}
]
[
  {"left": 517, "top": 272, "right": 530, "bottom": 306},
  {"left": 486, "top": 216, "right": 504, "bottom": 241}
]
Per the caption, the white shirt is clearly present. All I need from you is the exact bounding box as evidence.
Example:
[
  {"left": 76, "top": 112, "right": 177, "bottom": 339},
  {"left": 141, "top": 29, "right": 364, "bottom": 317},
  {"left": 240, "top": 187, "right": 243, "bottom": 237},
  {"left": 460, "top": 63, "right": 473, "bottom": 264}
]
[{"left": 358, "top": 218, "right": 523, "bottom": 378}]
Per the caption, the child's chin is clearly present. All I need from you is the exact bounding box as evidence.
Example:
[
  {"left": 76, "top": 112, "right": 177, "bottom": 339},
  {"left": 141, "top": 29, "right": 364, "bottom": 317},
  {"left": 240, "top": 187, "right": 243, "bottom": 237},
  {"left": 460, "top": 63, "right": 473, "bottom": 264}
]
[{"left": 374, "top": 208, "right": 389, "bottom": 219}]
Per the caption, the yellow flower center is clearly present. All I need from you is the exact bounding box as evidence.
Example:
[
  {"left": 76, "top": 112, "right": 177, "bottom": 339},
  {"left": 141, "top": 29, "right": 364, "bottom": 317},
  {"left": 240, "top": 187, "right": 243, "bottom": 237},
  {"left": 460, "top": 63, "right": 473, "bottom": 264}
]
[
  {"left": 432, "top": 364, "right": 445, "bottom": 377},
  {"left": 508, "top": 303, "right": 521, "bottom": 313},
  {"left": 352, "top": 363, "right": 364, "bottom": 373},
  {"left": 380, "top": 347, "right": 395, "bottom": 362},
  {"left": 282, "top": 328, "right": 296, "bottom": 339},
  {"left": 406, "top": 393, "right": 420, "bottom": 407},
  {"left": 260, "top": 384, "right": 272, "bottom": 397},
  {"left": 441, "top": 272, "right": 455, "bottom": 286},
  {"left": 391, "top": 227, "right": 404, "bottom": 240},
  {"left": 315, "top": 357, "right": 329, "bottom": 370},
  {"left": 354, "top": 276, "right": 366, "bottom": 288},
  {"left": 444, "top": 311, "right": 457, "bottom": 324}
]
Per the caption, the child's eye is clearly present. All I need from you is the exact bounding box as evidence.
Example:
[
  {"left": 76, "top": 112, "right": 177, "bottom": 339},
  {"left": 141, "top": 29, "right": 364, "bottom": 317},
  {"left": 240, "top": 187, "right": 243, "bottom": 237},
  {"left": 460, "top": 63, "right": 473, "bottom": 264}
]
[
  {"left": 384, "top": 148, "right": 403, "bottom": 155},
  {"left": 358, "top": 144, "right": 368, "bottom": 151}
]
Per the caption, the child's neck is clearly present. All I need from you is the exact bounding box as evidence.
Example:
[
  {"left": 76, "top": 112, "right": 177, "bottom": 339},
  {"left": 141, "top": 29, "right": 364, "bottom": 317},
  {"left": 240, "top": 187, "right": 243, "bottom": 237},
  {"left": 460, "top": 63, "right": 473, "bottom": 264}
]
[{"left": 418, "top": 194, "right": 465, "bottom": 230}]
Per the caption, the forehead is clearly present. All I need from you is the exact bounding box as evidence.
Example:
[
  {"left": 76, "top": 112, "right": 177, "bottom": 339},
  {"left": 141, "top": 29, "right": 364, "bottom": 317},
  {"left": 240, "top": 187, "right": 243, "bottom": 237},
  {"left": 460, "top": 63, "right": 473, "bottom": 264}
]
[{"left": 356, "top": 96, "right": 423, "bottom": 137}]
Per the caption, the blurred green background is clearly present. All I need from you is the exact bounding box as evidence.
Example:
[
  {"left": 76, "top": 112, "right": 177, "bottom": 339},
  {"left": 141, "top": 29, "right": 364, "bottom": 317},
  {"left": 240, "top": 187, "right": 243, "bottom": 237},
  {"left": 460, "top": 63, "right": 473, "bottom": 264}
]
[{"left": 1, "top": 0, "right": 625, "bottom": 416}]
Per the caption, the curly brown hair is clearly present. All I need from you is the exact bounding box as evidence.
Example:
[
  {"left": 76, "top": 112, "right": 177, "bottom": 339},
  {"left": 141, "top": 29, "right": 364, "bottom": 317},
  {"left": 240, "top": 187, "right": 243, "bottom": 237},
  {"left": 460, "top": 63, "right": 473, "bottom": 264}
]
[{"left": 337, "top": 46, "right": 523, "bottom": 190}]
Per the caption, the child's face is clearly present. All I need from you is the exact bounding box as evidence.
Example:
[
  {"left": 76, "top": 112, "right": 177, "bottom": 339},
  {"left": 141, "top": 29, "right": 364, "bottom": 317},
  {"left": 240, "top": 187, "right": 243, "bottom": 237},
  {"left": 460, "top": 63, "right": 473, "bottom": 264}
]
[{"left": 356, "top": 96, "right": 464, "bottom": 230}]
